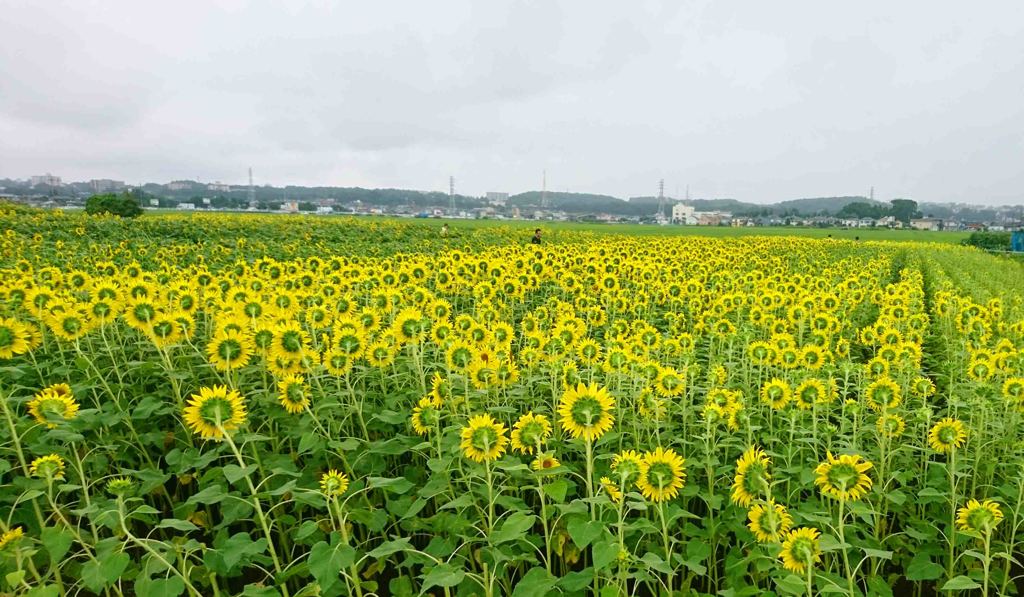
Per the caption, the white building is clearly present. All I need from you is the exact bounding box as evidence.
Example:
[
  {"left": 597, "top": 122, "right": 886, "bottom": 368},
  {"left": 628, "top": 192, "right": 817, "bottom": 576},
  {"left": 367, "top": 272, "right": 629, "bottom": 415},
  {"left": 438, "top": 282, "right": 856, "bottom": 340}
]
[
  {"left": 910, "top": 218, "right": 943, "bottom": 231},
  {"left": 168, "top": 181, "right": 193, "bottom": 191},
  {"left": 281, "top": 201, "right": 299, "bottom": 213},
  {"left": 672, "top": 203, "right": 696, "bottom": 224},
  {"left": 30, "top": 174, "right": 62, "bottom": 187},
  {"left": 486, "top": 192, "right": 509, "bottom": 206},
  {"left": 207, "top": 182, "right": 231, "bottom": 192},
  {"left": 176, "top": 203, "right": 196, "bottom": 210}
]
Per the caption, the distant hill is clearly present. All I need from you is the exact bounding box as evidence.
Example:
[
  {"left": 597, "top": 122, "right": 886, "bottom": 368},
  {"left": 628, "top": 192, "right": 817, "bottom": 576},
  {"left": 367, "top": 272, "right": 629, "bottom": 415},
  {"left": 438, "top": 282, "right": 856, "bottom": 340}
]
[{"left": 774, "top": 196, "right": 881, "bottom": 215}]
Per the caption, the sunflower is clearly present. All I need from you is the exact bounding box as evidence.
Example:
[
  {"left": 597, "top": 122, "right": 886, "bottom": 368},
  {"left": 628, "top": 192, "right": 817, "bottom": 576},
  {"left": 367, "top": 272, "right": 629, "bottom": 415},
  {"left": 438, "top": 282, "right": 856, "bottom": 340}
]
[
  {"left": 183, "top": 385, "right": 247, "bottom": 440},
  {"left": 270, "top": 322, "right": 312, "bottom": 364},
  {"left": 27, "top": 384, "right": 80, "bottom": 429},
  {"left": 637, "top": 388, "right": 667, "bottom": 421},
  {"left": 779, "top": 527, "right": 822, "bottom": 574},
  {"left": 956, "top": 499, "right": 1003, "bottom": 533},
  {"left": 0, "top": 527, "right": 24, "bottom": 551},
  {"left": 929, "top": 418, "right": 967, "bottom": 453},
  {"left": 793, "top": 379, "right": 826, "bottom": 410},
  {"left": 277, "top": 374, "right": 310, "bottom": 414},
  {"left": 814, "top": 452, "right": 873, "bottom": 502},
  {"left": 106, "top": 477, "right": 135, "bottom": 497},
  {"left": 747, "top": 499, "right": 793, "bottom": 543},
  {"left": 446, "top": 340, "right": 477, "bottom": 372},
  {"left": 430, "top": 372, "right": 453, "bottom": 401},
  {"left": 600, "top": 476, "right": 623, "bottom": 502},
  {"left": 876, "top": 413, "right": 906, "bottom": 438},
  {"left": 510, "top": 412, "right": 552, "bottom": 455},
  {"left": 392, "top": 307, "right": 427, "bottom": 344},
  {"left": 30, "top": 454, "right": 65, "bottom": 481},
  {"left": 411, "top": 395, "right": 443, "bottom": 436},
  {"left": 531, "top": 453, "right": 561, "bottom": 471},
  {"left": 637, "top": 447, "right": 686, "bottom": 503},
  {"left": 558, "top": 383, "right": 616, "bottom": 442},
  {"left": 865, "top": 377, "right": 901, "bottom": 412},
  {"left": 654, "top": 367, "right": 685, "bottom": 397},
  {"left": 732, "top": 446, "right": 771, "bottom": 507},
  {"left": 760, "top": 379, "right": 791, "bottom": 410},
  {"left": 0, "top": 317, "right": 31, "bottom": 359},
  {"left": 320, "top": 469, "right": 350, "bottom": 497},
  {"left": 747, "top": 340, "right": 776, "bottom": 366},
  {"left": 611, "top": 450, "right": 644, "bottom": 486},
  {"left": 459, "top": 414, "right": 509, "bottom": 463},
  {"left": 1003, "top": 377, "right": 1024, "bottom": 406},
  {"left": 206, "top": 329, "right": 254, "bottom": 372}
]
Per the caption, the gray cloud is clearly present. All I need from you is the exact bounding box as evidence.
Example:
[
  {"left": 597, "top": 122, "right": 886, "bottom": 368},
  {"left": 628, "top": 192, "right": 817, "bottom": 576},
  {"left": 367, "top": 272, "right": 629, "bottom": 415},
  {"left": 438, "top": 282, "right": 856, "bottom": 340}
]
[{"left": 0, "top": 1, "right": 1022, "bottom": 204}]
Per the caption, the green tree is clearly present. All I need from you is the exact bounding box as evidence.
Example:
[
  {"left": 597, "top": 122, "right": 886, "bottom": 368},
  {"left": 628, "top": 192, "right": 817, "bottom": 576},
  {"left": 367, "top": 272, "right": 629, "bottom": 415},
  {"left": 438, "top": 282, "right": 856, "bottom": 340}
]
[
  {"left": 889, "top": 199, "right": 922, "bottom": 224},
  {"left": 85, "top": 192, "right": 143, "bottom": 218}
]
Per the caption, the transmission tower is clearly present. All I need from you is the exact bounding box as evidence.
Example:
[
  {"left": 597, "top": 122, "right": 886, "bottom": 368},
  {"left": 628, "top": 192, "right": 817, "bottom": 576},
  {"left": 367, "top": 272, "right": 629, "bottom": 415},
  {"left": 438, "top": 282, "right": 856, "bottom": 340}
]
[
  {"left": 656, "top": 178, "right": 666, "bottom": 221},
  {"left": 248, "top": 167, "right": 255, "bottom": 207},
  {"left": 541, "top": 169, "right": 548, "bottom": 209},
  {"left": 449, "top": 176, "right": 455, "bottom": 213}
]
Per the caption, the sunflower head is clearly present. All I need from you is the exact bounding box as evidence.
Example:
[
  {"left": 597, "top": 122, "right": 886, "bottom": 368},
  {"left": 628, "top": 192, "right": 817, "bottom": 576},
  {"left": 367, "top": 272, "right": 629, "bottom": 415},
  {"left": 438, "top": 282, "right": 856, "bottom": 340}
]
[
  {"left": 928, "top": 418, "right": 967, "bottom": 454},
  {"left": 411, "top": 395, "right": 443, "bottom": 436},
  {"left": 747, "top": 499, "right": 793, "bottom": 543},
  {"left": 637, "top": 447, "right": 686, "bottom": 503},
  {"left": 760, "top": 379, "right": 791, "bottom": 410},
  {"left": 865, "top": 377, "right": 901, "bottom": 412},
  {"left": 814, "top": 452, "right": 873, "bottom": 502},
  {"left": 30, "top": 454, "right": 65, "bottom": 481},
  {"left": 611, "top": 450, "right": 644, "bottom": 486},
  {"left": 956, "top": 499, "right": 1003, "bottom": 534},
  {"left": 876, "top": 414, "right": 906, "bottom": 438},
  {"left": 732, "top": 446, "right": 771, "bottom": 507},
  {"left": 779, "top": 527, "right": 822, "bottom": 574},
  {"left": 320, "top": 469, "right": 350, "bottom": 497},
  {"left": 106, "top": 477, "right": 136, "bottom": 498},
  {"left": 600, "top": 476, "right": 623, "bottom": 502},
  {"left": 557, "top": 383, "right": 616, "bottom": 442},
  {"left": 277, "top": 374, "right": 310, "bottom": 414},
  {"left": 459, "top": 414, "right": 509, "bottom": 463},
  {"left": 28, "top": 385, "right": 80, "bottom": 429},
  {"left": 510, "top": 412, "right": 552, "bottom": 455},
  {"left": 183, "top": 385, "right": 248, "bottom": 440},
  {"left": 0, "top": 527, "right": 24, "bottom": 552},
  {"left": 531, "top": 453, "right": 561, "bottom": 472}
]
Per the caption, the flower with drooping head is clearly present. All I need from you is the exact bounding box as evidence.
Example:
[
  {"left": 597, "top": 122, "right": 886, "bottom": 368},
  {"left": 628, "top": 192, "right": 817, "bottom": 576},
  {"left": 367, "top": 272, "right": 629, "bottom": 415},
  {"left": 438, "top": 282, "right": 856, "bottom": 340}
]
[
  {"left": 558, "top": 382, "right": 615, "bottom": 442},
  {"left": 106, "top": 477, "right": 135, "bottom": 498},
  {"left": 814, "top": 452, "right": 873, "bottom": 502},
  {"left": 779, "top": 527, "right": 821, "bottom": 574},
  {"left": 793, "top": 379, "right": 826, "bottom": 410},
  {"left": 320, "top": 469, "right": 350, "bottom": 497},
  {"left": 760, "top": 378, "right": 791, "bottom": 410},
  {"left": 1003, "top": 377, "right": 1024, "bottom": 407},
  {"left": 460, "top": 414, "right": 509, "bottom": 463},
  {"left": 277, "top": 374, "right": 310, "bottom": 414},
  {"left": 928, "top": 417, "right": 967, "bottom": 454},
  {"left": 876, "top": 413, "right": 906, "bottom": 438},
  {"left": 637, "top": 447, "right": 686, "bottom": 503},
  {"left": 531, "top": 453, "right": 560, "bottom": 471},
  {"left": 411, "top": 395, "right": 443, "bottom": 436},
  {"left": 183, "top": 385, "right": 247, "bottom": 440},
  {"left": 28, "top": 384, "right": 79, "bottom": 429},
  {"left": 732, "top": 446, "right": 771, "bottom": 507},
  {"left": 0, "top": 527, "right": 24, "bottom": 551},
  {"left": 865, "top": 377, "right": 901, "bottom": 412},
  {"left": 956, "top": 499, "right": 1003, "bottom": 533},
  {"left": 510, "top": 412, "right": 552, "bottom": 454},
  {"left": 600, "top": 476, "right": 622, "bottom": 502},
  {"left": 747, "top": 500, "right": 793, "bottom": 543},
  {"left": 30, "top": 454, "right": 65, "bottom": 481}
]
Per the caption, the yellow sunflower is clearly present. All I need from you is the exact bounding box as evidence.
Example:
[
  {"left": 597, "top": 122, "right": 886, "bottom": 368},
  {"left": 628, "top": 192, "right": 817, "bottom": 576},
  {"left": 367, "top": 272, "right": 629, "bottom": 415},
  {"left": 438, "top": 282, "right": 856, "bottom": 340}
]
[
  {"left": 183, "top": 385, "right": 247, "bottom": 440},
  {"left": 637, "top": 447, "right": 686, "bottom": 503},
  {"left": 320, "top": 469, "right": 350, "bottom": 497},
  {"left": 956, "top": 499, "right": 1003, "bottom": 533},
  {"left": 531, "top": 453, "right": 561, "bottom": 471},
  {"left": 611, "top": 450, "right": 644, "bottom": 486},
  {"left": 793, "top": 379, "right": 826, "bottom": 411},
  {"left": 731, "top": 446, "right": 771, "bottom": 507},
  {"left": 814, "top": 452, "right": 873, "bottom": 502},
  {"left": 0, "top": 527, "right": 24, "bottom": 551},
  {"left": 557, "top": 382, "right": 616, "bottom": 442},
  {"left": 206, "top": 329, "right": 254, "bottom": 372},
  {"left": 779, "top": 527, "right": 822, "bottom": 574},
  {"left": 30, "top": 454, "right": 65, "bottom": 481},
  {"left": 459, "top": 414, "right": 509, "bottom": 463},
  {"left": 277, "top": 374, "right": 310, "bottom": 414},
  {"left": 411, "top": 395, "right": 443, "bottom": 436},
  {"left": 27, "top": 384, "right": 79, "bottom": 429},
  {"left": 510, "top": 412, "right": 552, "bottom": 455},
  {"left": 747, "top": 499, "right": 793, "bottom": 543},
  {"left": 600, "top": 476, "right": 623, "bottom": 502},
  {"left": 876, "top": 413, "right": 906, "bottom": 438},
  {"left": 760, "top": 378, "right": 791, "bottom": 410},
  {"left": 864, "top": 377, "right": 901, "bottom": 412},
  {"left": 928, "top": 418, "right": 967, "bottom": 453}
]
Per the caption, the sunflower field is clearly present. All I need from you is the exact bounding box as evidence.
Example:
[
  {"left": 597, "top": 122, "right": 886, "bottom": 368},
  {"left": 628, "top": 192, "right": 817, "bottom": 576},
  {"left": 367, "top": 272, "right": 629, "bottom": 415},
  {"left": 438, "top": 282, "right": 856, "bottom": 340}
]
[{"left": 2, "top": 206, "right": 1024, "bottom": 597}]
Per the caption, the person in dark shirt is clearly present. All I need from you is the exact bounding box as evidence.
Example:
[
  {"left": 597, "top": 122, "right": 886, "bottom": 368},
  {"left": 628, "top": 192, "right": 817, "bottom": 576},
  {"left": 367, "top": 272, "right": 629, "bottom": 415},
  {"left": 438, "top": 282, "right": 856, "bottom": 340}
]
[{"left": 531, "top": 229, "right": 542, "bottom": 244}]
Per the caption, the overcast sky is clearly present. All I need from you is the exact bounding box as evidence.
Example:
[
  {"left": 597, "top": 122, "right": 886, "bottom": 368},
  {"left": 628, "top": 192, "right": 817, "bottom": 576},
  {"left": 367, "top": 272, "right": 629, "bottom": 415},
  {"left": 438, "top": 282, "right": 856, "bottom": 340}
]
[{"left": 2, "top": 1, "right": 1023, "bottom": 205}]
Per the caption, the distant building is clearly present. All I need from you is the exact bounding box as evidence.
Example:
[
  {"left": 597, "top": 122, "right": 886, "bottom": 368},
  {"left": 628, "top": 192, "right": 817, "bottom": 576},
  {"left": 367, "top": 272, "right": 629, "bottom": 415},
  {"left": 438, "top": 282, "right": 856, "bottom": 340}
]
[
  {"left": 89, "top": 179, "right": 125, "bottom": 193},
  {"left": 672, "top": 203, "right": 695, "bottom": 224},
  {"left": 486, "top": 192, "right": 509, "bottom": 206},
  {"left": 696, "top": 211, "right": 732, "bottom": 226},
  {"left": 910, "top": 218, "right": 943, "bottom": 231},
  {"left": 168, "top": 181, "right": 193, "bottom": 191},
  {"left": 207, "top": 182, "right": 231, "bottom": 192},
  {"left": 316, "top": 206, "right": 334, "bottom": 214},
  {"left": 177, "top": 203, "right": 196, "bottom": 210},
  {"left": 30, "top": 174, "right": 62, "bottom": 187},
  {"left": 281, "top": 201, "right": 299, "bottom": 213}
]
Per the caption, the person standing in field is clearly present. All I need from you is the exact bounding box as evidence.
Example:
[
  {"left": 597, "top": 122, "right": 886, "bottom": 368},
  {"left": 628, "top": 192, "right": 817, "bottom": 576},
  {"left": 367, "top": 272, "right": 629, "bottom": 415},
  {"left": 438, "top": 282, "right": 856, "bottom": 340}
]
[
  {"left": 531, "top": 229, "right": 542, "bottom": 244},
  {"left": 441, "top": 223, "right": 449, "bottom": 238}
]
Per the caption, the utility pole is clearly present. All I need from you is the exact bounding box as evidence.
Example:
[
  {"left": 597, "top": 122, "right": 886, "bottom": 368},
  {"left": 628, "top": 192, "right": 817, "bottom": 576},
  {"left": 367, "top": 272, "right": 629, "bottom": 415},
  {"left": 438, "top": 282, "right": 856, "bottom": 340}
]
[
  {"left": 248, "top": 167, "right": 255, "bottom": 207},
  {"left": 656, "top": 178, "right": 666, "bottom": 221},
  {"left": 449, "top": 176, "right": 455, "bottom": 214},
  {"left": 541, "top": 169, "right": 548, "bottom": 209}
]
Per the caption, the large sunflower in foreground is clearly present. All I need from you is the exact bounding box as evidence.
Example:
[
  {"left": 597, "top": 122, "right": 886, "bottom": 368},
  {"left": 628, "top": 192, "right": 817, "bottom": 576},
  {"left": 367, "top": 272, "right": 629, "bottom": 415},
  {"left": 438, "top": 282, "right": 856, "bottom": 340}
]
[
  {"left": 779, "top": 527, "right": 821, "bottom": 574},
  {"left": 183, "top": 385, "right": 248, "bottom": 440},
  {"left": 814, "top": 452, "right": 873, "bottom": 502},
  {"left": 637, "top": 447, "right": 686, "bottom": 503},
  {"left": 459, "top": 414, "right": 509, "bottom": 463},
  {"left": 557, "top": 382, "right": 615, "bottom": 442}
]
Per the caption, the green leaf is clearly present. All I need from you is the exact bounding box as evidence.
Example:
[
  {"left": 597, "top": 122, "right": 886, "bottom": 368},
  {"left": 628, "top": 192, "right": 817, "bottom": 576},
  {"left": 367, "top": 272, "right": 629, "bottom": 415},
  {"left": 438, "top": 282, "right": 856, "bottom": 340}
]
[
  {"left": 775, "top": 573, "right": 808, "bottom": 595},
  {"left": 421, "top": 563, "right": 465, "bottom": 590},
  {"left": 308, "top": 541, "right": 356, "bottom": 591},
  {"left": 862, "top": 548, "right": 893, "bottom": 560},
  {"left": 439, "top": 494, "right": 474, "bottom": 510},
  {"left": 222, "top": 464, "right": 249, "bottom": 484},
  {"left": 157, "top": 519, "right": 199, "bottom": 532},
  {"left": 367, "top": 537, "right": 412, "bottom": 559},
  {"left": 567, "top": 518, "right": 603, "bottom": 549},
  {"left": 81, "top": 552, "right": 130, "bottom": 592},
  {"left": 298, "top": 432, "right": 324, "bottom": 455},
  {"left": 218, "top": 532, "right": 268, "bottom": 570},
  {"left": 491, "top": 512, "right": 536, "bottom": 545},
  {"left": 368, "top": 476, "right": 414, "bottom": 495},
  {"left": 906, "top": 554, "right": 944, "bottom": 581},
  {"left": 40, "top": 527, "right": 73, "bottom": 563},
  {"left": 136, "top": 577, "right": 186, "bottom": 597},
  {"left": 592, "top": 540, "right": 619, "bottom": 570},
  {"left": 940, "top": 576, "right": 981, "bottom": 591},
  {"left": 512, "top": 567, "right": 557, "bottom": 596},
  {"left": 542, "top": 478, "right": 570, "bottom": 503},
  {"left": 6, "top": 570, "right": 25, "bottom": 589},
  {"left": 25, "top": 586, "right": 61, "bottom": 597},
  {"left": 186, "top": 484, "right": 228, "bottom": 505}
]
